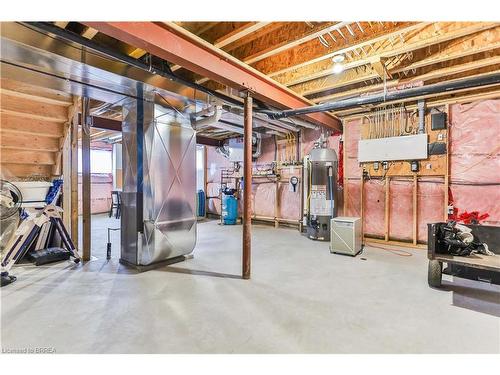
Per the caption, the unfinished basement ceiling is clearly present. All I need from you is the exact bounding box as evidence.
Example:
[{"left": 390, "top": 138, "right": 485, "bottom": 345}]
[{"left": 38, "top": 21, "right": 499, "bottom": 140}]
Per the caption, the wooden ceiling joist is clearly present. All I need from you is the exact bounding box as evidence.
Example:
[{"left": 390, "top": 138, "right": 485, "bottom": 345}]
[
  {"left": 286, "top": 22, "right": 499, "bottom": 97},
  {"left": 273, "top": 22, "right": 496, "bottom": 87},
  {"left": 213, "top": 22, "right": 270, "bottom": 48},
  {"left": 309, "top": 54, "right": 500, "bottom": 102},
  {"left": 255, "top": 22, "right": 424, "bottom": 79},
  {"left": 243, "top": 22, "right": 350, "bottom": 65},
  {"left": 81, "top": 26, "right": 99, "bottom": 40},
  {"left": 272, "top": 24, "right": 426, "bottom": 87},
  {"left": 84, "top": 21, "right": 341, "bottom": 130}
]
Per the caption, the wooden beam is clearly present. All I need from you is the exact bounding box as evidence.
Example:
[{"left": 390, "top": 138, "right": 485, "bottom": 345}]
[
  {"left": 371, "top": 58, "right": 391, "bottom": 79},
  {"left": 214, "top": 22, "right": 270, "bottom": 49},
  {"left": 263, "top": 22, "right": 425, "bottom": 79},
  {"left": 54, "top": 22, "right": 69, "bottom": 29},
  {"left": 0, "top": 112, "right": 64, "bottom": 137},
  {"left": 0, "top": 133, "right": 60, "bottom": 152},
  {"left": 1, "top": 93, "right": 69, "bottom": 122},
  {"left": 85, "top": 21, "right": 341, "bottom": 131},
  {"left": 0, "top": 78, "right": 72, "bottom": 105},
  {"left": 274, "top": 22, "right": 497, "bottom": 87},
  {"left": 0, "top": 164, "right": 52, "bottom": 178},
  {"left": 81, "top": 26, "right": 99, "bottom": 40},
  {"left": 70, "top": 98, "right": 79, "bottom": 251},
  {"left": 413, "top": 175, "right": 418, "bottom": 246},
  {"left": 243, "top": 22, "right": 350, "bottom": 65},
  {"left": 388, "top": 27, "right": 500, "bottom": 74},
  {"left": 384, "top": 177, "right": 390, "bottom": 242},
  {"left": 307, "top": 54, "right": 500, "bottom": 101},
  {"left": 0, "top": 149, "right": 56, "bottom": 165},
  {"left": 128, "top": 48, "right": 147, "bottom": 59}
]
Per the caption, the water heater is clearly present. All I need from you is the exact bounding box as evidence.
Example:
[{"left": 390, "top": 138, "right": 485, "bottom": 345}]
[{"left": 303, "top": 142, "right": 338, "bottom": 241}]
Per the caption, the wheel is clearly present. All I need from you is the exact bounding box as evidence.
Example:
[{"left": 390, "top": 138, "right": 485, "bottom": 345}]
[{"left": 428, "top": 260, "right": 442, "bottom": 288}]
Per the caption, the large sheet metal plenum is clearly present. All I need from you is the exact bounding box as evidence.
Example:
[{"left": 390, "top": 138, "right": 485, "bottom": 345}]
[{"left": 121, "top": 98, "right": 196, "bottom": 267}]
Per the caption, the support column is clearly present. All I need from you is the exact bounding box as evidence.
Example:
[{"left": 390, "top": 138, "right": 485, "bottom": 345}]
[
  {"left": 81, "top": 97, "right": 91, "bottom": 261},
  {"left": 70, "top": 97, "right": 79, "bottom": 247},
  {"left": 242, "top": 93, "right": 253, "bottom": 280}
]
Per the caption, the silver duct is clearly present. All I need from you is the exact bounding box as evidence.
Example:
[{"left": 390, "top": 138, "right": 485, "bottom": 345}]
[{"left": 121, "top": 98, "right": 197, "bottom": 267}]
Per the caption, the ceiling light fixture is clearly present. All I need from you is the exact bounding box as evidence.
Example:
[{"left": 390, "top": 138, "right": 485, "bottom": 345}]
[{"left": 332, "top": 54, "right": 345, "bottom": 74}]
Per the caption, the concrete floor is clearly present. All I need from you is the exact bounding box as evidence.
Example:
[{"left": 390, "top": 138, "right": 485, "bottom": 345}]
[{"left": 1, "top": 214, "right": 499, "bottom": 353}]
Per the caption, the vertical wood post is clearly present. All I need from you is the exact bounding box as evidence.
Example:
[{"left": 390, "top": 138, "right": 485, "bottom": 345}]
[
  {"left": 384, "top": 177, "right": 390, "bottom": 242},
  {"left": 413, "top": 174, "right": 418, "bottom": 246},
  {"left": 81, "top": 97, "right": 91, "bottom": 261},
  {"left": 274, "top": 178, "right": 280, "bottom": 228},
  {"left": 444, "top": 104, "right": 450, "bottom": 221},
  {"left": 70, "top": 98, "right": 79, "bottom": 248},
  {"left": 242, "top": 92, "right": 252, "bottom": 280}
]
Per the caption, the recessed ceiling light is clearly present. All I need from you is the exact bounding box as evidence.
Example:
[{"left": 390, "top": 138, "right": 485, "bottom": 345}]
[{"left": 332, "top": 63, "right": 344, "bottom": 74}]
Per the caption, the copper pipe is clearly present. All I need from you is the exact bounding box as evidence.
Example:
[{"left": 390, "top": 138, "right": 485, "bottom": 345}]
[{"left": 242, "top": 93, "right": 253, "bottom": 279}]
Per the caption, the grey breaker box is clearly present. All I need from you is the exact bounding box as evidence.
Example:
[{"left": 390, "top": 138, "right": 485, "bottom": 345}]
[{"left": 330, "top": 217, "right": 362, "bottom": 256}]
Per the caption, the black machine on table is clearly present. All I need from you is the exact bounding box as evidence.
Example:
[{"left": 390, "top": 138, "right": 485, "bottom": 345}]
[{"left": 427, "top": 222, "right": 500, "bottom": 288}]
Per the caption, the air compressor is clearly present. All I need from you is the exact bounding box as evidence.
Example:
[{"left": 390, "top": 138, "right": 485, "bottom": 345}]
[{"left": 302, "top": 138, "right": 338, "bottom": 241}]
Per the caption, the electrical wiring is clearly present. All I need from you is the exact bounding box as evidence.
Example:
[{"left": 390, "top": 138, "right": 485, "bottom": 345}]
[{"left": 365, "top": 242, "right": 413, "bottom": 256}]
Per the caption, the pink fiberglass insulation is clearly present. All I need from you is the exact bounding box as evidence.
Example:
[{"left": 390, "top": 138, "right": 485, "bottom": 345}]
[
  {"left": 450, "top": 185, "right": 499, "bottom": 225},
  {"left": 417, "top": 179, "right": 445, "bottom": 242},
  {"left": 448, "top": 99, "right": 500, "bottom": 225},
  {"left": 258, "top": 137, "right": 276, "bottom": 163},
  {"left": 279, "top": 184, "right": 301, "bottom": 219},
  {"left": 345, "top": 180, "right": 361, "bottom": 218},
  {"left": 363, "top": 179, "right": 385, "bottom": 237},
  {"left": 252, "top": 182, "right": 276, "bottom": 217},
  {"left": 389, "top": 179, "right": 413, "bottom": 241}
]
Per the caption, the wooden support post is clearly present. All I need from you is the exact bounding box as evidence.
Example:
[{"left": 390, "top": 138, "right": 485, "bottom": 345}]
[
  {"left": 61, "top": 101, "right": 75, "bottom": 230},
  {"left": 274, "top": 178, "right": 280, "bottom": 228},
  {"left": 360, "top": 173, "right": 365, "bottom": 245},
  {"left": 384, "top": 177, "right": 390, "bottom": 242},
  {"left": 242, "top": 92, "right": 252, "bottom": 280},
  {"left": 342, "top": 122, "right": 348, "bottom": 216},
  {"left": 81, "top": 97, "right": 91, "bottom": 261},
  {"left": 70, "top": 98, "right": 79, "bottom": 247},
  {"left": 413, "top": 174, "right": 418, "bottom": 246},
  {"left": 444, "top": 104, "right": 450, "bottom": 221}
]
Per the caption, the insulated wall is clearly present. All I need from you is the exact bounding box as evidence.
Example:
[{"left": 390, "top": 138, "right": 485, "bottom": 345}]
[
  {"left": 344, "top": 98, "right": 500, "bottom": 244},
  {"left": 449, "top": 99, "right": 500, "bottom": 226},
  {"left": 205, "top": 127, "right": 342, "bottom": 222}
]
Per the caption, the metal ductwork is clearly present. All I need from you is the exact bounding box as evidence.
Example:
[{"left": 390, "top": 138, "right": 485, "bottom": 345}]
[
  {"left": 121, "top": 95, "right": 197, "bottom": 268},
  {"left": 190, "top": 105, "right": 223, "bottom": 130}
]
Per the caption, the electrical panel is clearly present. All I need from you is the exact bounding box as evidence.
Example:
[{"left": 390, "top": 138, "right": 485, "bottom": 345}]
[
  {"left": 358, "top": 134, "right": 428, "bottom": 162},
  {"left": 357, "top": 104, "right": 448, "bottom": 177}
]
